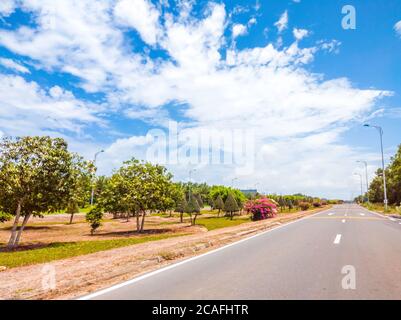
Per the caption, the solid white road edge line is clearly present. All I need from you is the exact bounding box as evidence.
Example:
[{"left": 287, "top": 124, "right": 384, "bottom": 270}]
[
  {"left": 78, "top": 207, "right": 332, "bottom": 300},
  {"left": 334, "top": 234, "right": 342, "bottom": 244}
]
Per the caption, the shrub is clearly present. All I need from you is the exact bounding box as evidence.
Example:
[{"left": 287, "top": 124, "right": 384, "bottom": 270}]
[
  {"left": 86, "top": 207, "right": 103, "bottom": 235},
  {"left": 214, "top": 195, "right": 224, "bottom": 216},
  {"left": 245, "top": 198, "right": 278, "bottom": 221},
  {"left": 312, "top": 202, "right": 322, "bottom": 208},
  {"left": 299, "top": 202, "right": 310, "bottom": 211},
  {"left": 185, "top": 195, "right": 200, "bottom": 225},
  {"left": 224, "top": 193, "right": 239, "bottom": 220}
]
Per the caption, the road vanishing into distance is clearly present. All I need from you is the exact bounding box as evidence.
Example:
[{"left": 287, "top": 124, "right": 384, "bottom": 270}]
[{"left": 81, "top": 204, "right": 401, "bottom": 300}]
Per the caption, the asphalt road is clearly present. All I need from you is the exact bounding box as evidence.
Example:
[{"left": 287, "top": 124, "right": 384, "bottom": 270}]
[{"left": 81, "top": 204, "right": 401, "bottom": 300}]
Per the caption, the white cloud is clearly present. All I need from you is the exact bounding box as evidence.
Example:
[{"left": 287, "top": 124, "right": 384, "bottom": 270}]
[
  {"left": 0, "top": 1, "right": 391, "bottom": 197},
  {"left": 293, "top": 28, "right": 309, "bottom": 41},
  {"left": 0, "top": 58, "right": 30, "bottom": 73},
  {"left": 0, "top": 0, "right": 15, "bottom": 17},
  {"left": 114, "top": 0, "right": 161, "bottom": 45},
  {"left": 394, "top": 20, "right": 401, "bottom": 37},
  {"left": 0, "top": 74, "right": 102, "bottom": 137},
  {"left": 232, "top": 23, "right": 247, "bottom": 38},
  {"left": 275, "top": 10, "right": 288, "bottom": 33}
]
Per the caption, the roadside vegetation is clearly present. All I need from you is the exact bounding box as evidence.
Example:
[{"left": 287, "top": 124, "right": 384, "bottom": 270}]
[
  {"left": 358, "top": 144, "right": 401, "bottom": 214},
  {"left": 0, "top": 135, "right": 338, "bottom": 269},
  {"left": 0, "top": 233, "right": 187, "bottom": 268}
]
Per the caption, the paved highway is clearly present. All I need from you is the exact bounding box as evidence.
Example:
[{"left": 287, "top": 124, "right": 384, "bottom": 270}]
[{"left": 81, "top": 204, "right": 401, "bottom": 300}]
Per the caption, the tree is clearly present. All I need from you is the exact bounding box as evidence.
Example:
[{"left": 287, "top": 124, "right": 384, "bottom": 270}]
[
  {"left": 86, "top": 206, "right": 103, "bottom": 235},
  {"left": 185, "top": 194, "right": 200, "bottom": 225},
  {"left": 97, "top": 158, "right": 174, "bottom": 233},
  {"left": 224, "top": 193, "right": 239, "bottom": 220},
  {"left": 209, "top": 185, "right": 246, "bottom": 210},
  {"left": 367, "top": 145, "right": 401, "bottom": 206},
  {"left": 214, "top": 195, "right": 224, "bottom": 216},
  {"left": 175, "top": 196, "right": 187, "bottom": 223},
  {"left": 66, "top": 155, "right": 92, "bottom": 224},
  {"left": 0, "top": 136, "right": 75, "bottom": 249},
  {"left": 66, "top": 200, "right": 80, "bottom": 224},
  {"left": 194, "top": 193, "right": 204, "bottom": 209}
]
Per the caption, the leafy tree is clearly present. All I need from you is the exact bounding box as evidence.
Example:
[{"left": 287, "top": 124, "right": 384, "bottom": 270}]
[
  {"left": 97, "top": 158, "right": 174, "bottom": 232},
  {"left": 66, "top": 155, "right": 92, "bottom": 224},
  {"left": 175, "top": 195, "right": 187, "bottom": 223},
  {"left": 66, "top": 200, "right": 80, "bottom": 224},
  {"left": 367, "top": 145, "right": 401, "bottom": 206},
  {"left": 194, "top": 193, "right": 204, "bottom": 209},
  {"left": 224, "top": 193, "right": 239, "bottom": 220},
  {"left": 0, "top": 136, "right": 75, "bottom": 249},
  {"left": 86, "top": 206, "right": 103, "bottom": 235},
  {"left": 165, "top": 183, "right": 184, "bottom": 217},
  {"left": 214, "top": 195, "right": 224, "bottom": 216},
  {"left": 185, "top": 194, "right": 200, "bottom": 225},
  {"left": 287, "top": 200, "right": 294, "bottom": 211},
  {"left": 209, "top": 185, "right": 246, "bottom": 208}
]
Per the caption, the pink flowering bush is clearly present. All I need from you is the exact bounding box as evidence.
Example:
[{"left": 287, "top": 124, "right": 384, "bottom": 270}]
[{"left": 245, "top": 198, "right": 278, "bottom": 221}]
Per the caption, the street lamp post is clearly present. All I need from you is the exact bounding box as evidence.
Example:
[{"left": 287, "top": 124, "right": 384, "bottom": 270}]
[
  {"left": 363, "top": 124, "right": 388, "bottom": 210},
  {"left": 90, "top": 150, "right": 104, "bottom": 206},
  {"left": 353, "top": 173, "right": 363, "bottom": 204},
  {"left": 357, "top": 160, "right": 369, "bottom": 203}
]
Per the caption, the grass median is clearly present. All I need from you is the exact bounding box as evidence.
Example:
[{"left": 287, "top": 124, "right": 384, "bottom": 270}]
[{"left": 0, "top": 233, "right": 188, "bottom": 269}]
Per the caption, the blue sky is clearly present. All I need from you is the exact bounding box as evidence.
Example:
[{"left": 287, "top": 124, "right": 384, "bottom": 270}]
[{"left": 0, "top": 0, "right": 400, "bottom": 199}]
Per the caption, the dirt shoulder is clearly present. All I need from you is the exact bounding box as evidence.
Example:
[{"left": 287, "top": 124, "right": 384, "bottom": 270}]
[{"left": 0, "top": 206, "right": 330, "bottom": 300}]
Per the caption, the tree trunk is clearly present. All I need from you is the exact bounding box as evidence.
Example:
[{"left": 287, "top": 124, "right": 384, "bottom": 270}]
[
  {"left": 13, "top": 212, "right": 32, "bottom": 247},
  {"left": 140, "top": 210, "right": 146, "bottom": 232},
  {"left": 69, "top": 213, "right": 75, "bottom": 224},
  {"left": 136, "top": 211, "right": 140, "bottom": 232},
  {"left": 217, "top": 209, "right": 220, "bottom": 217},
  {"left": 7, "top": 201, "right": 22, "bottom": 249},
  {"left": 230, "top": 211, "right": 233, "bottom": 220},
  {"left": 192, "top": 213, "right": 198, "bottom": 225},
  {"left": 180, "top": 212, "right": 183, "bottom": 223},
  {"left": 126, "top": 211, "right": 130, "bottom": 222}
]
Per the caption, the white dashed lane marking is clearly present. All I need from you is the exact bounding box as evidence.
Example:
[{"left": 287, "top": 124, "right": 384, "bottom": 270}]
[{"left": 334, "top": 234, "right": 342, "bottom": 244}]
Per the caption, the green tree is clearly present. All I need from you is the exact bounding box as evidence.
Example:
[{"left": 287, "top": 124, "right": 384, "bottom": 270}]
[
  {"left": 66, "top": 155, "right": 92, "bottom": 224},
  {"left": 175, "top": 195, "right": 187, "bottom": 223},
  {"left": 0, "top": 136, "right": 75, "bottom": 248},
  {"left": 224, "top": 193, "right": 239, "bottom": 220},
  {"left": 195, "top": 193, "right": 204, "bottom": 209},
  {"left": 214, "top": 195, "right": 224, "bottom": 216},
  {"left": 185, "top": 194, "right": 200, "bottom": 225},
  {"left": 86, "top": 206, "right": 103, "bottom": 235},
  {"left": 97, "top": 158, "right": 174, "bottom": 232},
  {"left": 66, "top": 200, "right": 80, "bottom": 224}
]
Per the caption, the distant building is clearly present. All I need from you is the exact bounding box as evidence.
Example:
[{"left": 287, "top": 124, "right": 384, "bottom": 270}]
[{"left": 240, "top": 189, "right": 258, "bottom": 196}]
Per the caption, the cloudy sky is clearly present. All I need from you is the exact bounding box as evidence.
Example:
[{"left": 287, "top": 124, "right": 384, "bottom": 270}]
[{"left": 0, "top": 0, "right": 400, "bottom": 199}]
